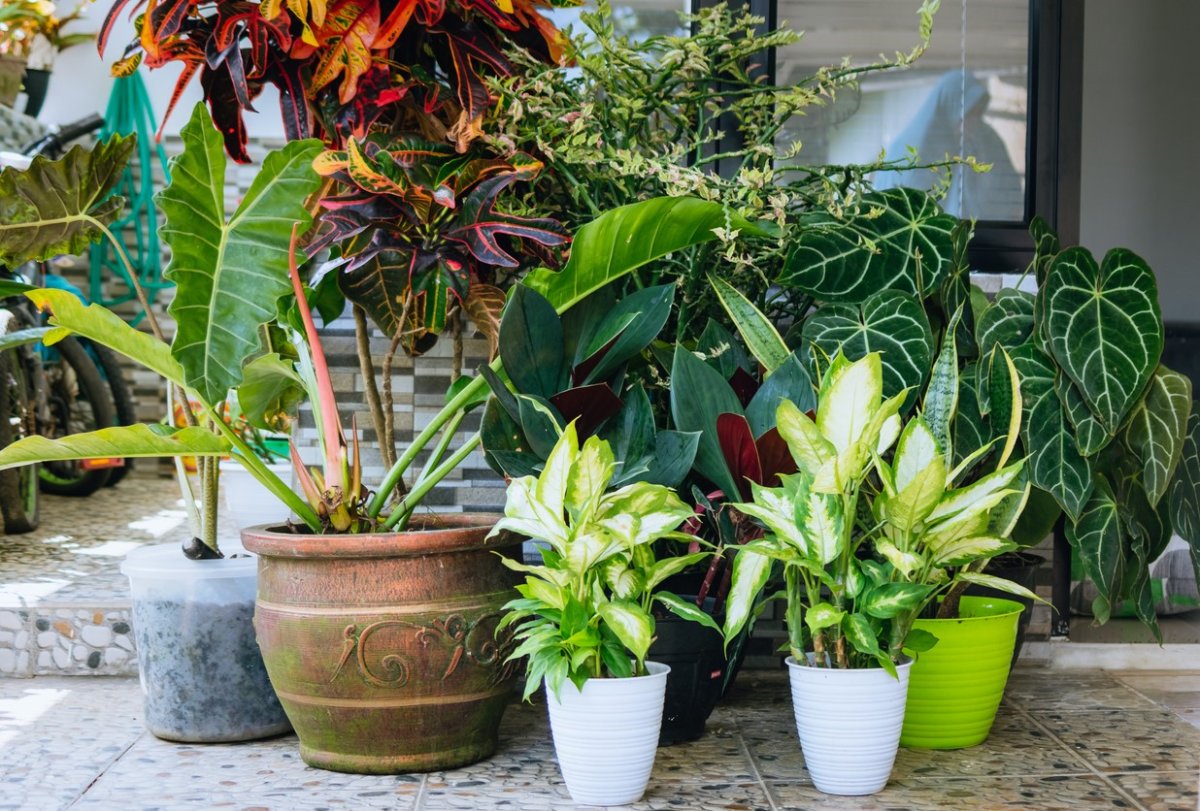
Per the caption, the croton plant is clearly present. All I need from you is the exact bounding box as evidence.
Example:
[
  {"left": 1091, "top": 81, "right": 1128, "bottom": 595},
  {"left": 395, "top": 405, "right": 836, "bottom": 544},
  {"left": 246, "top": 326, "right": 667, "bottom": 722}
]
[{"left": 100, "top": 0, "right": 570, "bottom": 355}]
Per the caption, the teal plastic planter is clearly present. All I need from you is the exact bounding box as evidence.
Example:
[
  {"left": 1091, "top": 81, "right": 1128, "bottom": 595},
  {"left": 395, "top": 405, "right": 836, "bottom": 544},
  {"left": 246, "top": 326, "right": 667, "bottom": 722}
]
[{"left": 900, "top": 596, "right": 1023, "bottom": 750}]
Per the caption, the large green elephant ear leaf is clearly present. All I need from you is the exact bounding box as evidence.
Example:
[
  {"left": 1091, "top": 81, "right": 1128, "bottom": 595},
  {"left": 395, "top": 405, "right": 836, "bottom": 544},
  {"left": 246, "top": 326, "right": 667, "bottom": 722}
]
[
  {"left": 800, "top": 289, "right": 934, "bottom": 402},
  {"left": 524, "top": 196, "right": 768, "bottom": 314},
  {"left": 0, "top": 425, "right": 230, "bottom": 471},
  {"left": 160, "top": 104, "right": 323, "bottom": 405},
  {"left": 1010, "top": 343, "right": 1094, "bottom": 521},
  {"left": 1041, "top": 246, "right": 1164, "bottom": 433},
  {"left": 1125, "top": 366, "right": 1193, "bottom": 507},
  {"left": 0, "top": 135, "right": 136, "bottom": 266},
  {"left": 779, "top": 187, "right": 957, "bottom": 303}
]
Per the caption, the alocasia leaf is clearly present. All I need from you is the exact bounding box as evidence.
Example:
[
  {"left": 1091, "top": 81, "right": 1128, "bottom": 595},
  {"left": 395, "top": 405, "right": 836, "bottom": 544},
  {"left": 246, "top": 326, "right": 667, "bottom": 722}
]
[
  {"left": 800, "top": 289, "right": 934, "bottom": 402},
  {"left": 0, "top": 425, "right": 230, "bottom": 471},
  {"left": 779, "top": 187, "right": 957, "bottom": 302},
  {"left": 0, "top": 136, "right": 135, "bottom": 266},
  {"left": 160, "top": 104, "right": 324, "bottom": 404},
  {"left": 1125, "top": 366, "right": 1193, "bottom": 507},
  {"left": 975, "top": 288, "right": 1035, "bottom": 359},
  {"left": 1064, "top": 475, "right": 1123, "bottom": 624},
  {"left": 238, "top": 353, "right": 305, "bottom": 432},
  {"left": 1041, "top": 246, "right": 1164, "bottom": 432},
  {"left": 1054, "top": 371, "right": 1113, "bottom": 457}
]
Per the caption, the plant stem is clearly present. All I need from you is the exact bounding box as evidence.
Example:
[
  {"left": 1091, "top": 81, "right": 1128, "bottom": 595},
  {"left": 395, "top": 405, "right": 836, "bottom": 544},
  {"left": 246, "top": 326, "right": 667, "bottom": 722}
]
[
  {"left": 353, "top": 306, "right": 392, "bottom": 470},
  {"left": 201, "top": 452, "right": 218, "bottom": 552},
  {"left": 383, "top": 432, "right": 482, "bottom": 531},
  {"left": 412, "top": 409, "right": 466, "bottom": 490}
]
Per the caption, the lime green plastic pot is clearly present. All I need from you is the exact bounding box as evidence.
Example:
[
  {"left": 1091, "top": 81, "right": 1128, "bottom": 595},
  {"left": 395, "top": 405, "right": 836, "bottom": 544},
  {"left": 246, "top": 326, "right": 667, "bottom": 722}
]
[{"left": 900, "top": 596, "right": 1023, "bottom": 750}]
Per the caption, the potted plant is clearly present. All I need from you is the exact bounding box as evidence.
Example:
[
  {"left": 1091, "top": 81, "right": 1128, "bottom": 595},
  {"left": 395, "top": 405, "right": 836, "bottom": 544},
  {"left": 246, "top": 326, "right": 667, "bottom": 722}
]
[
  {"left": 721, "top": 350, "right": 1036, "bottom": 795},
  {"left": 492, "top": 422, "right": 715, "bottom": 806},
  {"left": 0, "top": 0, "right": 94, "bottom": 114},
  {"left": 218, "top": 395, "right": 296, "bottom": 529}
]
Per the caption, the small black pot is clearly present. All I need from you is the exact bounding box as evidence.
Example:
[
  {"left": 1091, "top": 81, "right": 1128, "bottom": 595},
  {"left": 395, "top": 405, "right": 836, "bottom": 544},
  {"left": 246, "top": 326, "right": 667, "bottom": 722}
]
[
  {"left": 650, "top": 596, "right": 726, "bottom": 746},
  {"left": 965, "top": 551, "right": 1045, "bottom": 668},
  {"left": 21, "top": 68, "right": 50, "bottom": 117}
]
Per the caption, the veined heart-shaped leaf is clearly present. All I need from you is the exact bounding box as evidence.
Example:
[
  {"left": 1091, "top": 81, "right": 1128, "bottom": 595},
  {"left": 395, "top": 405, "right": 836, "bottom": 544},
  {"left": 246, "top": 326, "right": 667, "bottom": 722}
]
[
  {"left": 0, "top": 135, "right": 135, "bottom": 266},
  {"left": 1010, "top": 344, "right": 1094, "bottom": 521},
  {"left": 0, "top": 424, "right": 230, "bottom": 471},
  {"left": 161, "top": 105, "right": 323, "bottom": 404},
  {"left": 801, "top": 289, "right": 934, "bottom": 402},
  {"left": 780, "top": 187, "right": 957, "bottom": 302},
  {"left": 524, "top": 197, "right": 766, "bottom": 315},
  {"left": 1054, "top": 371, "right": 1112, "bottom": 457},
  {"left": 1064, "top": 475, "right": 1123, "bottom": 624},
  {"left": 1169, "top": 408, "right": 1200, "bottom": 544},
  {"left": 1126, "top": 366, "right": 1193, "bottom": 507},
  {"left": 1041, "top": 246, "right": 1163, "bottom": 432},
  {"left": 975, "top": 288, "right": 1034, "bottom": 359}
]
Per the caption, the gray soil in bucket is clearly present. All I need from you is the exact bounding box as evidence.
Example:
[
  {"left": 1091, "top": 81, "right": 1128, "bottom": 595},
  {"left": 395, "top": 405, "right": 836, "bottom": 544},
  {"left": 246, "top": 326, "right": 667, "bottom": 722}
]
[{"left": 132, "top": 596, "right": 291, "bottom": 742}]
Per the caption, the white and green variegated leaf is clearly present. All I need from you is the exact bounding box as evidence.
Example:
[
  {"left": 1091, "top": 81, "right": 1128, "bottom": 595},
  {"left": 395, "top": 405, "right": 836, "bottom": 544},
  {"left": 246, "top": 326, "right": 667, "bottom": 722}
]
[
  {"left": 564, "top": 433, "right": 615, "bottom": 523},
  {"left": 710, "top": 275, "right": 789, "bottom": 372},
  {"left": 875, "top": 539, "right": 923, "bottom": 578},
  {"left": 599, "top": 482, "right": 692, "bottom": 548},
  {"left": 0, "top": 424, "right": 229, "bottom": 471},
  {"left": 517, "top": 576, "right": 567, "bottom": 610},
  {"left": 860, "top": 582, "right": 935, "bottom": 619},
  {"left": 797, "top": 488, "right": 845, "bottom": 565},
  {"left": 1009, "top": 343, "right": 1094, "bottom": 521},
  {"left": 774, "top": 398, "right": 835, "bottom": 474},
  {"left": 1054, "top": 370, "right": 1113, "bottom": 456},
  {"left": 844, "top": 613, "right": 890, "bottom": 673},
  {"left": 922, "top": 508, "right": 991, "bottom": 554},
  {"left": 780, "top": 187, "right": 957, "bottom": 302},
  {"left": 735, "top": 480, "right": 809, "bottom": 554},
  {"left": 597, "top": 600, "right": 654, "bottom": 663},
  {"left": 722, "top": 548, "right": 773, "bottom": 643},
  {"left": 804, "top": 601, "right": 845, "bottom": 634},
  {"left": 538, "top": 422, "right": 580, "bottom": 526},
  {"left": 815, "top": 353, "right": 883, "bottom": 455},
  {"left": 655, "top": 591, "right": 721, "bottom": 632},
  {"left": 1041, "top": 246, "right": 1164, "bottom": 433},
  {"left": 645, "top": 552, "right": 711, "bottom": 591},
  {"left": 884, "top": 417, "right": 947, "bottom": 531},
  {"left": 931, "top": 536, "right": 1015, "bottom": 568},
  {"left": 601, "top": 560, "right": 643, "bottom": 600},
  {"left": 987, "top": 466, "right": 1032, "bottom": 539},
  {"left": 975, "top": 288, "right": 1035, "bottom": 359},
  {"left": 495, "top": 475, "right": 570, "bottom": 550},
  {"left": 1169, "top": 408, "right": 1200, "bottom": 545},
  {"left": 1064, "top": 475, "right": 1124, "bottom": 624},
  {"left": 1126, "top": 366, "right": 1193, "bottom": 507},
  {"left": 929, "top": 460, "right": 1024, "bottom": 524},
  {"left": 161, "top": 105, "right": 323, "bottom": 404},
  {"left": 955, "top": 572, "right": 1043, "bottom": 603},
  {"left": 923, "top": 325, "right": 959, "bottom": 468},
  {"left": 802, "top": 290, "right": 934, "bottom": 403}
]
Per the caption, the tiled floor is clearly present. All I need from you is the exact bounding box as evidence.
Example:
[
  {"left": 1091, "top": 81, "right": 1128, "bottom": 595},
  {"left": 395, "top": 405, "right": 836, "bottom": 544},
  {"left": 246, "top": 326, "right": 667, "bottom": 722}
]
[{"left": 0, "top": 668, "right": 1197, "bottom": 811}]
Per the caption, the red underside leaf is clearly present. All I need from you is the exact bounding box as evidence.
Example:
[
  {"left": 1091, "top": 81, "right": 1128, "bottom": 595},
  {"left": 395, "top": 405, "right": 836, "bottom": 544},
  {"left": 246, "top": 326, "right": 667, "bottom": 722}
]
[
  {"left": 717, "top": 413, "right": 763, "bottom": 501},
  {"left": 754, "top": 426, "right": 798, "bottom": 488},
  {"left": 550, "top": 384, "right": 623, "bottom": 440}
]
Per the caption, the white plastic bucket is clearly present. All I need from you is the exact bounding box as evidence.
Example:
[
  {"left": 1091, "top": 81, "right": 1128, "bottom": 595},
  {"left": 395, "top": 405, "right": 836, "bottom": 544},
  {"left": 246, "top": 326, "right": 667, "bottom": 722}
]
[
  {"left": 121, "top": 542, "right": 290, "bottom": 742},
  {"left": 545, "top": 661, "right": 670, "bottom": 806},
  {"left": 219, "top": 459, "right": 292, "bottom": 529},
  {"left": 787, "top": 656, "right": 912, "bottom": 795}
]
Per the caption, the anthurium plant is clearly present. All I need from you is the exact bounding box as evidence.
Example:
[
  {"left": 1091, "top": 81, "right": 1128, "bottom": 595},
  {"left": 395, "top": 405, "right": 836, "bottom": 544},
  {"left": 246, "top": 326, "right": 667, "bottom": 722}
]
[
  {"left": 721, "top": 351, "right": 1039, "bottom": 674},
  {"left": 493, "top": 422, "right": 717, "bottom": 700}
]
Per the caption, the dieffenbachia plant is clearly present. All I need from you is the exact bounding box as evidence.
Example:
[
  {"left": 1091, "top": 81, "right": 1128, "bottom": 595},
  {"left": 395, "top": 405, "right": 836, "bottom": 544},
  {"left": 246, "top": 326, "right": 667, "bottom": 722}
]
[
  {"left": 721, "top": 351, "right": 1039, "bottom": 674},
  {"left": 492, "top": 423, "right": 716, "bottom": 700}
]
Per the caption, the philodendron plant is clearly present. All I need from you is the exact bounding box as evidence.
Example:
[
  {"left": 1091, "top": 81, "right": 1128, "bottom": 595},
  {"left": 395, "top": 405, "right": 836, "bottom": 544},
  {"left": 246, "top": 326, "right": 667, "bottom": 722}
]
[
  {"left": 722, "top": 351, "right": 1039, "bottom": 674},
  {"left": 493, "top": 422, "right": 717, "bottom": 700}
]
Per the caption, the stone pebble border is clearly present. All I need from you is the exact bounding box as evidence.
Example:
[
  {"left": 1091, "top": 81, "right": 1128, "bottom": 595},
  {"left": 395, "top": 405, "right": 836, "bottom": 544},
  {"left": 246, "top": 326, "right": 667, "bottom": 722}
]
[{"left": 0, "top": 605, "right": 137, "bottom": 678}]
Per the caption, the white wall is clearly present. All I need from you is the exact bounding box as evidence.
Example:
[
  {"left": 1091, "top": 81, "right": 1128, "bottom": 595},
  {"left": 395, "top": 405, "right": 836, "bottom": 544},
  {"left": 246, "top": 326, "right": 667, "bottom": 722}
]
[
  {"left": 35, "top": 12, "right": 284, "bottom": 139},
  {"left": 1080, "top": 1, "right": 1200, "bottom": 324}
]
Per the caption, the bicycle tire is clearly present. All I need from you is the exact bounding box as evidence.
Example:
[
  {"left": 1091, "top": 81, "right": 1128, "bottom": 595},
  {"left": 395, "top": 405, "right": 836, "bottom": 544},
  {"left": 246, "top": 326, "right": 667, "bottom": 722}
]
[
  {"left": 90, "top": 342, "right": 136, "bottom": 486},
  {"left": 37, "top": 335, "right": 116, "bottom": 496},
  {"left": 0, "top": 312, "right": 39, "bottom": 533}
]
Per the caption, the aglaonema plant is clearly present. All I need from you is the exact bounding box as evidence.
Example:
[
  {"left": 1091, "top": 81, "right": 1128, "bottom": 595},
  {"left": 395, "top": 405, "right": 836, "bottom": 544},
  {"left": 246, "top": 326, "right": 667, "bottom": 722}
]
[
  {"left": 493, "top": 422, "right": 716, "bottom": 699},
  {"left": 721, "top": 350, "right": 1040, "bottom": 674}
]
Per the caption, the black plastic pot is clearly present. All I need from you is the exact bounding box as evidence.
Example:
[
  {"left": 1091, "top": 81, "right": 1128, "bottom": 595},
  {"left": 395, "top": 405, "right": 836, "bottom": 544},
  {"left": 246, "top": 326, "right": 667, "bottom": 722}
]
[
  {"left": 649, "top": 599, "right": 726, "bottom": 746},
  {"left": 21, "top": 68, "right": 49, "bottom": 117},
  {"left": 964, "top": 551, "right": 1045, "bottom": 668}
]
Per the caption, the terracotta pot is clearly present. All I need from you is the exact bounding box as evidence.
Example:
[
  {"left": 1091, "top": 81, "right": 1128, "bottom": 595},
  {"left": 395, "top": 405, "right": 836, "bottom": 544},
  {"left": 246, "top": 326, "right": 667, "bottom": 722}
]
[{"left": 242, "top": 514, "right": 521, "bottom": 774}]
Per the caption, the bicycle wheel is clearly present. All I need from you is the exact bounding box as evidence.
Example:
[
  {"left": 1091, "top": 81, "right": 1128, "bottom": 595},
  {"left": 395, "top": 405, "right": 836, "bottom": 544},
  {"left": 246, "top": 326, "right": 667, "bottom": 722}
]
[
  {"left": 37, "top": 335, "right": 116, "bottom": 496},
  {"left": 0, "top": 313, "right": 39, "bottom": 533},
  {"left": 90, "top": 342, "right": 136, "bottom": 486}
]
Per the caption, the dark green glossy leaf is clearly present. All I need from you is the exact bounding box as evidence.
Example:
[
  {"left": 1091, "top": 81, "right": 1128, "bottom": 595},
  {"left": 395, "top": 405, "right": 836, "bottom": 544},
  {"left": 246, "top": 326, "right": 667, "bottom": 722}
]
[
  {"left": 237, "top": 353, "right": 303, "bottom": 432},
  {"left": 670, "top": 344, "right": 742, "bottom": 499},
  {"left": 697, "top": 318, "right": 751, "bottom": 380},
  {"left": 578, "top": 284, "right": 673, "bottom": 385},
  {"left": 1125, "top": 365, "right": 1193, "bottom": 506},
  {"left": 744, "top": 352, "right": 815, "bottom": 438},
  {"left": 643, "top": 430, "right": 701, "bottom": 489},
  {"left": 1169, "top": 408, "right": 1200, "bottom": 544},
  {"left": 1054, "top": 371, "right": 1113, "bottom": 457},
  {"left": 498, "top": 285, "right": 565, "bottom": 400},
  {"left": 1064, "top": 475, "right": 1123, "bottom": 624},
  {"left": 975, "top": 288, "right": 1035, "bottom": 359}
]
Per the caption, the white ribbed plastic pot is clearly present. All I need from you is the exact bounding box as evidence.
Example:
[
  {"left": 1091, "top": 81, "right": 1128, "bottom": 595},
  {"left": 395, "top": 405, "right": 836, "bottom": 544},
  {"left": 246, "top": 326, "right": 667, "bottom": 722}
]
[
  {"left": 787, "top": 655, "right": 913, "bottom": 796},
  {"left": 545, "top": 662, "right": 670, "bottom": 806},
  {"left": 219, "top": 459, "right": 292, "bottom": 529}
]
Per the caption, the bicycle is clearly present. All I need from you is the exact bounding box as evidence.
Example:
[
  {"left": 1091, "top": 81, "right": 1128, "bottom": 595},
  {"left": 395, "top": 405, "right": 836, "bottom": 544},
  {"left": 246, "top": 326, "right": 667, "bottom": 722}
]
[{"left": 0, "top": 114, "right": 127, "bottom": 531}]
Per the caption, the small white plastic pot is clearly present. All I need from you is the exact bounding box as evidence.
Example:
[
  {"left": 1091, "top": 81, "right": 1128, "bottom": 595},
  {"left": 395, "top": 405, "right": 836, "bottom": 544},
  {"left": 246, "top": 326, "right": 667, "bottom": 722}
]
[
  {"left": 121, "top": 542, "right": 291, "bottom": 742},
  {"left": 219, "top": 459, "right": 292, "bottom": 529},
  {"left": 545, "top": 661, "right": 670, "bottom": 806},
  {"left": 787, "top": 655, "right": 913, "bottom": 796}
]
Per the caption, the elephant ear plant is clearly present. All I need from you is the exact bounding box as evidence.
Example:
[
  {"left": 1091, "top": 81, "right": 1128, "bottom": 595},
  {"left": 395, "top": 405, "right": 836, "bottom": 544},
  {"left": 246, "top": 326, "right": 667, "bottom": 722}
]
[{"left": 721, "top": 351, "right": 1039, "bottom": 673}]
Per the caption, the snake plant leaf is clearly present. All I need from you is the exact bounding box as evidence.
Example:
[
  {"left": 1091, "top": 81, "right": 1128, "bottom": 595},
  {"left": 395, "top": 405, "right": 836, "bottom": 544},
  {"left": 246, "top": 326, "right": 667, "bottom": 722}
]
[
  {"left": 27, "top": 289, "right": 184, "bottom": 387},
  {"left": 1169, "top": 408, "right": 1200, "bottom": 545},
  {"left": 953, "top": 363, "right": 996, "bottom": 470},
  {"left": 1041, "top": 246, "right": 1164, "bottom": 432},
  {"left": 710, "top": 275, "right": 789, "bottom": 373},
  {"left": 0, "top": 135, "right": 135, "bottom": 266},
  {"left": 779, "top": 187, "right": 957, "bottom": 302},
  {"left": 1010, "top": 343, "right": 1094, "bottom": 521},
  {"left": 524, "top": 197, "right": 766, "bottom": 314},
  {"left": 975, "top": 288, "right": 1035, "bottom": 359},
  {"left": 0, "top": 424, "right": 230, "bottom": 471},
  {"left": 1064, "top": 475, "right": 1123, "bottom": 624},
  {"left": 160, "top": 105, "right": 323, "bottom": 405},
  {"left": 801, "top": 289, "right": 934, "bottom": 402},
  {"left": 1125, "top": 366, "right": 1193, "bottom": 507},
  {"left": 923, "top": 323, "right": 959, "bottom": 469},
  {"left": 1053, "top": 372, "right": 1113, "bottom": 457}
]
